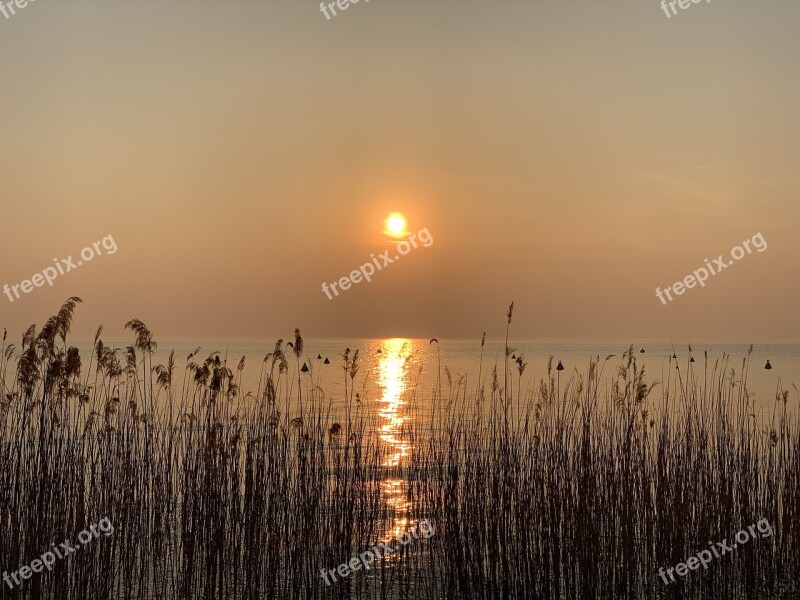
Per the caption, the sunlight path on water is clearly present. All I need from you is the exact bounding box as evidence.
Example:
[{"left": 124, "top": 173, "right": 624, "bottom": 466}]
[{"left": 376, "top": 339, "right": 414, "bottom": 544}]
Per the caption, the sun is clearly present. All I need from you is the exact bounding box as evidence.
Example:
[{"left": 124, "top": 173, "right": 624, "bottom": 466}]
[{"left": 384, "top": 212, "right": 408, "bottom": 238}]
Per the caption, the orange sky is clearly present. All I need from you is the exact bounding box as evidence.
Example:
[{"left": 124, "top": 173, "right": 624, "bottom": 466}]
[{"left": 0, "top": 0, "right": 798, "bottom": 342}]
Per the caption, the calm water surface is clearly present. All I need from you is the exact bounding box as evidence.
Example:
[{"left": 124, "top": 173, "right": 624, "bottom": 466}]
[{"left": 78, "top": 339, "right": 800, "bottom": 412}]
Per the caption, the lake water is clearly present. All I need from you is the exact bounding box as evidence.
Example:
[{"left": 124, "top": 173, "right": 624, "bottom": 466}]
[{"left": 77, "top": 338, "right": 799, "bottom": 415}]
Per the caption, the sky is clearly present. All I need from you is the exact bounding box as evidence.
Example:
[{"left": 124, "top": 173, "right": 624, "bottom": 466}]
[{"left": 0, "top": 0, "right": 798, "bottom": 343}]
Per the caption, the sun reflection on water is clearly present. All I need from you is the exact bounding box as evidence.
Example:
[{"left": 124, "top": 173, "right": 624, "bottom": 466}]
[{"left": 376, "top": 339, "right": 414, "bottom": 543}]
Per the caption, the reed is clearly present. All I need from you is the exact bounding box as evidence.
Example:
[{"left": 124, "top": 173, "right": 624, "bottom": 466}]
[{"left": 1, "top": 299, "right": 797, "bottom": 599}]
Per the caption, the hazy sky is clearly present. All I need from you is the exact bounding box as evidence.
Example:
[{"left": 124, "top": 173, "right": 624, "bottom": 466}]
[{"left": 0, "top": 0, "right": 798, "bottom": 342}]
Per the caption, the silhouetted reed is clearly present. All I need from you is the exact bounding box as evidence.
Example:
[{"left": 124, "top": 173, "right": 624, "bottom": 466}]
[{"left": 1, "top": 299, "right": 798, "bottom": 599}]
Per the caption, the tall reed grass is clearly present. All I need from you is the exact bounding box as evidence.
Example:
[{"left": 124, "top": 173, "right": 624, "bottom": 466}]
[{"left": 1, "top": 299, "right": 797, "bottom": 599}]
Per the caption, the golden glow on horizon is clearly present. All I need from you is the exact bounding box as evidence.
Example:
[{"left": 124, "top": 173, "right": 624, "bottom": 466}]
[
  {"left": 384, "top": 212, "right": 408, "bottom": 238},
  {"left": 0, "top": 2, "right": 796, "bottom": 343}
]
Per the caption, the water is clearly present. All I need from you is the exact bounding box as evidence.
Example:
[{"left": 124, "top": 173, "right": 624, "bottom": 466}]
[{"left": 75, "top": 338, "right": 800, "bottom": 414}]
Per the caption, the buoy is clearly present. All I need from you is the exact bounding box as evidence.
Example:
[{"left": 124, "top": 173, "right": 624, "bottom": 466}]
[
  {"left": 765, "top": 360, "right": 772, "bottom": 370},
  {"left": 301, "top": 363, "right": 309, "bottom": 373},
  {"left": 556, "top": 360, "right": 564, "bottom": 371}
]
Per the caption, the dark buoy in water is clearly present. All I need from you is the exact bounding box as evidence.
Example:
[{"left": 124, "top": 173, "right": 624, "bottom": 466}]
[
  {"left": 690, "top": 357, "right": 695, "bottom": 363},
  {"left": 301, "top": 363, "right": 309, "bottom": 373},
  {"left": 640, "top": 348, "right": 645, "bottom": 353},
  {"left": 672, "top": 353, "right": 677, "bottom": 359},
  {"left": 317, "top": 354, "right": 322, "bottom": 360},
  {"left": 556, "top": 360, "right": 564, "bottom": 371},
  {"left": 512, "top": 354, "right": 516, "bottom": 359},
  {"left": 765, "top": 360, "right": 772, "bottom": 370},
  {"left": 323, "top": 357, "right": 330, "bottom": 364}
]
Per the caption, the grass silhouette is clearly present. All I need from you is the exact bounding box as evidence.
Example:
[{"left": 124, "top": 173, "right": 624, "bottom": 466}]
[{"left": 0, "top": 299, "right": 797, "bottom": 599}]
